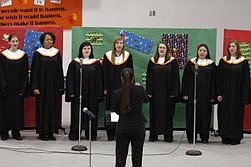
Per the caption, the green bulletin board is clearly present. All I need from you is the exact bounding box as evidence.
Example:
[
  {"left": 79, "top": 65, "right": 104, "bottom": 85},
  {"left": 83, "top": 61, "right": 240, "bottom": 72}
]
[{"left": 72, "top": 26, "right": 217, "bottom": 128}]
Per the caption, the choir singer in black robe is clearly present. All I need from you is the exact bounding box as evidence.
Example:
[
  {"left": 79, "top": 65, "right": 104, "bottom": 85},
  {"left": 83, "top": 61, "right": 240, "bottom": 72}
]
[
  {"left": 182, "top": 43, "right": 216, "bottom": 143},
  {"left": 217, "top": 40, "right": 250, "bottom": 145},
  {"left": 66, "top": 41, "right": 103, "bottom": 141},
  {"left": 103, "top": 36, "right": 134, "bottom": 141},
  {"left": 146, "top": 41, "right": 180, "bottom": 142},
  {"left": 0, "top": 34, "right": 28, "bottom": 141},
  {"left": 31, "top": 32, "right": 64, "bottom": 141}
]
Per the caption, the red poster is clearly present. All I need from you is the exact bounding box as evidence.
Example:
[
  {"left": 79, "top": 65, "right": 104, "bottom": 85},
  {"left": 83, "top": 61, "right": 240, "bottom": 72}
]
[
  {"left": 0, "top": 0, "right": 82, "bottom": 29},
  {"left": 224, "top": 29, "right": 251, "bottom": 131},
  {"left": 0, "top": 26, "right": 63, "bottom": 127}
]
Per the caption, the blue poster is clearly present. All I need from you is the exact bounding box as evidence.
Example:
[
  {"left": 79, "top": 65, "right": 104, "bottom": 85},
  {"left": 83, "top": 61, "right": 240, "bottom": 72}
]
[
  {"left": 120, "top": 30, "right": 154, "bottom": 54},
  {"left": 22, "top": 29, "right": 43, "bottom": 67}
]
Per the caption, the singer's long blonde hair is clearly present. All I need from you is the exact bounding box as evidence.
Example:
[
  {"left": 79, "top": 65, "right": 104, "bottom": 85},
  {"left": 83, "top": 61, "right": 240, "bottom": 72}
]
[{"left": 111, "top": 36, "right": 125, "bottom": 63}]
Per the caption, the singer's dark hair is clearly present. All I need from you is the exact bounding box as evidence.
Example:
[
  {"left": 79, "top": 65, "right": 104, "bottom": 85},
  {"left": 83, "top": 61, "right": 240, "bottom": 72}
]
[
  {"left": 121, "top": 68, "right": 134, "bottom": 113},
  {"left": 78, "top": 41, "right": 94, "bottom": 58},
  {"left": 39, "top": 32, "right": 56, "bottom": 45},
  {"left": 154, "top": 41, "right": 172, "bottom": 63},
  {"left": 195, "top": 43, "right": 211, "bottom": 62},
  {"left": 226, "top": 40, "right": 242, "bottom": 60},
  {"left": 8, "top": 34, "right": 19, "bottom": 42}
]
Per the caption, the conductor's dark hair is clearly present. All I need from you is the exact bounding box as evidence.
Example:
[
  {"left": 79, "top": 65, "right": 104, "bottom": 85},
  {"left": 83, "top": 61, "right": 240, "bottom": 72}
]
[
  {"left": 195, "top": 43, "right": 211, "bottom": 62},
  {"left": 8, "top": 34, "right": 19, "bottom": 42},
  {"left": 78, "top": 41, "right": 94, "bottom": 58},
  {"left": 121, "top": 68, "right": 134, "bottom": 113},
  {"left": 39, "top": 32, "right": 56, "bottom": 45}
]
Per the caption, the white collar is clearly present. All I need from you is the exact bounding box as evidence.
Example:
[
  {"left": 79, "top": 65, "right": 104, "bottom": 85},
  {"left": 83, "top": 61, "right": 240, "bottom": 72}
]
[
  {"left": 1, "top": 49, "right": 25, "bottom": 60},
  {"left": 190, "top": 57, "right": 214, "bottom": 66},
  {"left": 105, "top": 50, "right": 130, "bottom": 65},
  {"left": 74, "top": 57, "right": 98, "bottom": 64},
  {"left": 158, "top": 57, "right": 165, "bottom": 64},
  {"left": 229, "top": 56, "right": 239, "bottom": 63},
  {"left": 37, "top": 47, "right": 59, "bottom": 57},
  {"left": 223, "top": 56, "right": 245, "bottom": 64}
]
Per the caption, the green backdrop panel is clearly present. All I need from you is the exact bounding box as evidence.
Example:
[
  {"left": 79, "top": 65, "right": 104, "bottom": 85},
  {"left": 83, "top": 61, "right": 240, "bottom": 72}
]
[{"left": 72, "top": 26, "right": 217, "bottom": 128}]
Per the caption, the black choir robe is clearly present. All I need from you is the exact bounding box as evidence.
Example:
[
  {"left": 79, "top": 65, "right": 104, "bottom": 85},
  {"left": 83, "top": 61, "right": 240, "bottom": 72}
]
[
  {"left": 146, "top": 57, "right": 180, "bottom": 137},
  {"left": 181, "top": 58, "right": 216, "bottom": 141},
  {"left": 0, "top": 65, "right": 3, "bottom": 133},
  {"left": 31, "top": 47, "right": 64, "bottom": 134},
  {"left": 103, "top": 51, "right": 133, "bottom": 110},
  {"left": 181, "top": 58, "right": 216, "bottom": 140},
  {"left": 65, "top": 58, "right": 103, "bottom": 137},
  {"left": 217, "top": 56, "right": 250, "bottom": 141},
  {"left": 0, "top": 49, "right": 28, "bottom": 133}
]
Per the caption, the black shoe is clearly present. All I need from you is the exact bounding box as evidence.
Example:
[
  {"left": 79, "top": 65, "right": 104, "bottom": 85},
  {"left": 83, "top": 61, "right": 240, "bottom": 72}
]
[
  {"left": 187, "top": 136, "right": 192, "bottom": 143},
  {"left": 69, "top": 131, "right": 79, "bottom": 141},
  {"left": 187, "top": 137, "right": 193, "bottom": 143},
  {"left": 108, "top": 137, "right": 114, "bottom": 141},
  {"left": 39, "top": 134, "right": 49, "bottom": 141},
  {"left": 13, "top": 135, "right": 23, "bottom": 140},
  {"left": 48, "top": 135, "right": 56, "bottom": 141},
  {"left": 230, "top": 140, "right": 240, "bottom": 145},
  {"left": 231, "top": 142, "right": 240, "bottom": 145},
  {"left": 214, "top": 130, "right": 220, "bottom": 137},
  {"left": 12, "top": 130, "right": 22, "bottom": 140},
  {"left": 164, "top": 136, "right": 173, "bottom": 143},
  {"left": 149, "top": 138, "right": 155, "bottom": 142},
  {"left": 149, "top": 135, "right": 158, "bottom": 142},
  {"left": 201, "top": 140, "right": 208, "bottom": 143},
  {"left": 48, "top": 133, "right": 56, "bottom": 141},
  {"left": 1, "top": 134, "right": 9, "bottom": 141},
  {"left": 85, "top": 135, "right": 97, "bottom": 141},
  {"left": 1, "top": 136, "right": 8, "bottom": 141},
  {"left": 69, "top": 134, "right": 78, "bottom": 141},
  {"left": 222, "top": 138, "right": 231, "bottom": 144},
  {"left": 91, "top": 137, "right": 97, "bottom": 141},
  {"left": 222, "top": 140, "right": 231, "bottom": 144},
  {"left": 200, "top": 134, "right": 209, "bottom": 143}
]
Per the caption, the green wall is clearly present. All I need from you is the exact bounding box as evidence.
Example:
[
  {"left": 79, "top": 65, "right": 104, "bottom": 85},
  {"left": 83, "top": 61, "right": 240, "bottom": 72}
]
[{"left": 72, "top": 26, "right": 217, "bottom": 128}]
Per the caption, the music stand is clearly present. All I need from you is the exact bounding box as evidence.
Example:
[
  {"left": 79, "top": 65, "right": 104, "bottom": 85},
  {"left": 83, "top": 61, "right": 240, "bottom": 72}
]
[
  {"left": 83, "top": 107, "right": 95, "bottom": 167},
  {"left": 186, "top": 63, "right": 202, "bottom": 156},
  {"left": 72, "top": 58, "right": 87, "bottom": 151},
  {"left": 88, "top": 114, "right": 93, "bottom": 167}
]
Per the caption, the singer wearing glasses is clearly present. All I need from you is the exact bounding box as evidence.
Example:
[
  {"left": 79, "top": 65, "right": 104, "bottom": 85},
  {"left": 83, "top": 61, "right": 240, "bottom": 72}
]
[
  {"left": 146, "top": 41, "right": 180, "bottom": 143},
  {"left": 103, "top": 36, "right": 134, "bottom": 141},
  {"left": 216, "top": 40, "right": 250, "bottom": 145},
  {"left": 0, "top": 34, "right": 28, "bottom": 141},
  {"left": 181, "top": 43, "right": 216, "bottom": 143},
  {"left": 65, "top": 41, "right": 103, "bottom": 141},
  {"left": 31, "top": 32, "right": 64, "bottom": 141}
]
